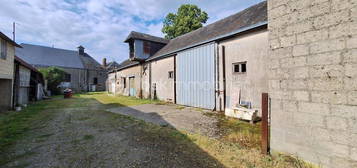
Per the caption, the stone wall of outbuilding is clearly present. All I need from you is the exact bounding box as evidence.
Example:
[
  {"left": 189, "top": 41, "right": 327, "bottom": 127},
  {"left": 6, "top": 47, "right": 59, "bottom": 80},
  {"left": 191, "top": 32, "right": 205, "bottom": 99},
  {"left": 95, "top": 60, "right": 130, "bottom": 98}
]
[{"left": 268, "top": 0, "right": 357, "bottom": 167}]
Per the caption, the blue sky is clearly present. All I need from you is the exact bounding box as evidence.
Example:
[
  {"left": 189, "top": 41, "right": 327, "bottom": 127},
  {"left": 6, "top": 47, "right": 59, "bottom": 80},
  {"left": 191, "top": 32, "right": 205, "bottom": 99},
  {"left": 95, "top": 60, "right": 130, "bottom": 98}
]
[{"left": 0, "top": 0, "right": 263, "bottom": 64}]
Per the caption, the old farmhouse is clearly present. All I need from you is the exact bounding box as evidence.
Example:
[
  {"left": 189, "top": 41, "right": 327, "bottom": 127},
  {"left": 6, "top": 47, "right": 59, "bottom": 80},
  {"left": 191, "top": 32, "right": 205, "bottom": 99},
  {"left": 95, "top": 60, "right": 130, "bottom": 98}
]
[
  {"left": 108, "top": 0, "right": 357, "bottom": 167},
  {"left": 109, "top": 1, "right": 267, "bottom": 116},
  {"left": 16, "top": 44, "right": 107, "bottom": 92},
  {"left": 0, "top": 32, "right": 22, "bottom": 112}
]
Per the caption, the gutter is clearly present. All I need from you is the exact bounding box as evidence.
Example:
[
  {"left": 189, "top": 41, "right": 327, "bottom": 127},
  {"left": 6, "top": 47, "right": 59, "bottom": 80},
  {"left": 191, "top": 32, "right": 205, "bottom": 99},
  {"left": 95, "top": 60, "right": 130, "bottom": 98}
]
[{"left": 146, "top": 21, "right": 268, "bottom": 62}]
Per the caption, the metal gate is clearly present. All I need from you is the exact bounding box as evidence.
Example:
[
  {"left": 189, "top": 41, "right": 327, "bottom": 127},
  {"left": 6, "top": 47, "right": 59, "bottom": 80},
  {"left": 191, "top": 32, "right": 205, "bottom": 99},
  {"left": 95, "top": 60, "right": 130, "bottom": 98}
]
[{"left": 176, "top": 43, "right": 216, "bottom": 109}]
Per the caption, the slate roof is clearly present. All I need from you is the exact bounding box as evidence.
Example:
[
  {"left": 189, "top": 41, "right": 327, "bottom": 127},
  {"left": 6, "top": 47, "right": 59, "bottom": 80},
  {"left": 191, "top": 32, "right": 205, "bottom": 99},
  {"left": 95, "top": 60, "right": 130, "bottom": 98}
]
[
  {"left": 14, "top": 55, "right": 40, "bottom": 73},
  {"left": 0, "top": 32, "right": 22, "bottom": 48},
  {"left": 148, "top": 1, "right": 267, "bottom": 61},
  {"left": 16, "top": 44, "right": 86, "bottom": 69},
  {"left": 118, "top": 59, "right": 139, "bottom": 70},
  {"left": 124, "top": 31, "right": 169, "bottom": 44},
  {"left": 106, "top": 61, "right": 120, "bottom": 71}
]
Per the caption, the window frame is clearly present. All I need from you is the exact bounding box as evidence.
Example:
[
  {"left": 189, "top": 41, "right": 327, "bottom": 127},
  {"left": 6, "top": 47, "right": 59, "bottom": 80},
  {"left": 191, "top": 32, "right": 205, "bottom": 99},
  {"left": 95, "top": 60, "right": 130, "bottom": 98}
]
[
  {"left": 168, "top": 71, "right": 174, "bottom": 79},
  {"left": 232, "top": 62, "right": 247, "bottom": 74},
  {"left": 1, "top": 39, "right": 7, "bottom": 60},
  {"left": 64, "top": 73, "right": 71, "bottom": 82},
  {"left": 93, "top": 77, "right": 98, "bottom": 85}
]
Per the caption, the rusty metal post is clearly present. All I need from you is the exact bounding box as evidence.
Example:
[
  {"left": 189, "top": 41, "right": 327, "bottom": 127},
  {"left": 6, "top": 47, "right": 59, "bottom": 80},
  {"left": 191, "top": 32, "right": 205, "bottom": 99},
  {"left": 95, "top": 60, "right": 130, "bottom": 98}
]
[{"left": 261, "top": 93, "right": 269, "bottom": 154}]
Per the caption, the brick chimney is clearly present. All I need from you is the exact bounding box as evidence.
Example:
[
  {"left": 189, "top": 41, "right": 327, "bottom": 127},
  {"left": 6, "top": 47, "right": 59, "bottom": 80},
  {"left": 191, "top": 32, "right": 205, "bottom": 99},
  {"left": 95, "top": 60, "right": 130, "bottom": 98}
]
[
  {"left": 78, "top": 45, "right": 85, "bottom": 55},
  {"left": 102, "top": 58, "right": 107, "bottom": 67}
]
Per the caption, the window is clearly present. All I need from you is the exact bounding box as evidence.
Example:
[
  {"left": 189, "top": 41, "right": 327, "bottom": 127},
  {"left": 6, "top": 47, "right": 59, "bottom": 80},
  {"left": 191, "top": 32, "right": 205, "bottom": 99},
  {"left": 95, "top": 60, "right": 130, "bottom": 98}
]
[
  {"left": 122, "top": 77, "right": 126, "bottom": 88},
  {"left": 1, "top": 40, "right": 7, "bottom": 60},
  {"left": 233, "top": 62, "right": 247, "bottom": 73},
  {"left": 143, "top": 41, "right": 150, "bottom": 54},
  {"left": 168, "top": 71, "right": 174, "bottom": 79},
  {"left": 93, "top": 77, "right": 98, "bottom": 85},
  {"left": 64, "top": 74, "right": 71, "bottom": 82}
]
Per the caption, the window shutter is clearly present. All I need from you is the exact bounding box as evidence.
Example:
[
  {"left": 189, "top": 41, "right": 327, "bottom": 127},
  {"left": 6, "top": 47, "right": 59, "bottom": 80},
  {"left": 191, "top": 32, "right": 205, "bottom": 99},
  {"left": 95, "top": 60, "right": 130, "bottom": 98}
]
[{"left": 143, "top": 41, "right": 150, "bottom": 54}]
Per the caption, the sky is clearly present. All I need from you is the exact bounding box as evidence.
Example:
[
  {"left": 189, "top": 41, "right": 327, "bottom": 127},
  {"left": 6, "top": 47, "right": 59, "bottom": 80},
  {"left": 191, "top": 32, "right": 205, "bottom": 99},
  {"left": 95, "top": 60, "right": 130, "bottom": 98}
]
[{"left": 0, "top": 0, "right": 263, "bottom": 64}]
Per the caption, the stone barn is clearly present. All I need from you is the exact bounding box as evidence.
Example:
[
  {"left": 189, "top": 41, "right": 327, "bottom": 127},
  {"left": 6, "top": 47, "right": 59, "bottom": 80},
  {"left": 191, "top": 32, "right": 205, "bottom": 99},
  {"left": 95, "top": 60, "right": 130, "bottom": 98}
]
[{"left": 16, "top": 44, "right": 107, "bottom": 93}]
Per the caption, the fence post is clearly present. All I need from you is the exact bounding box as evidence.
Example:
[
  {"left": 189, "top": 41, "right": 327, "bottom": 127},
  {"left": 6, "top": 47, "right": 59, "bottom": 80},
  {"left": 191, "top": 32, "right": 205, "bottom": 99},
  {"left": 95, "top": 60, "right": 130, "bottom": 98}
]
[{"left": 261, "top": 93, "right": 269, "bottom": 154}]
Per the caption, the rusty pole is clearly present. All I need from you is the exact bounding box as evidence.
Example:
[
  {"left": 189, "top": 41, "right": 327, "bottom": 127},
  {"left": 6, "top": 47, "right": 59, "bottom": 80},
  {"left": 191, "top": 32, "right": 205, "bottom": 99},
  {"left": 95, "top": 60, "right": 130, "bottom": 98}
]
[{"left": 261, "top": 93, "right": 269, "bottom": 154}]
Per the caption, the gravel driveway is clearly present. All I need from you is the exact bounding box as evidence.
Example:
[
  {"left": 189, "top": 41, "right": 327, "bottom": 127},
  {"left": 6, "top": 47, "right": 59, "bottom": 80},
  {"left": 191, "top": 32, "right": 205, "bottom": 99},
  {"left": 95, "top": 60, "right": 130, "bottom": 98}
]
[
  {"left": 107, "top": 104, "right": 220, "bottom": 138},
  {"left": 2, "top": 97, "right": 224, "bottom": 168}
]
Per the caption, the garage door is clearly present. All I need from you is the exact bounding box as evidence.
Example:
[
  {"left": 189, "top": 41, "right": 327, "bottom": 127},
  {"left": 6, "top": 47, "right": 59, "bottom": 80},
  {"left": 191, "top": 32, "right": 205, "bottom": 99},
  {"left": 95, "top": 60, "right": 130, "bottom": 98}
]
[{"left": 176, "top": 43, "right": 215, "bottom": 109}]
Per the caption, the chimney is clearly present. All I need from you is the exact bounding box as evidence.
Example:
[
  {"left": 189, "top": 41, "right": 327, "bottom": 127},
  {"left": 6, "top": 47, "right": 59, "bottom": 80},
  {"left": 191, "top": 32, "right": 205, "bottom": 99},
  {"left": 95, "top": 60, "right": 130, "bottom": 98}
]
[
  {"left": 102, "top": 58, "right": 107, "bottom": 67},
  {"left": 78, "top": 45, "right": 85, "bottom": 55}
]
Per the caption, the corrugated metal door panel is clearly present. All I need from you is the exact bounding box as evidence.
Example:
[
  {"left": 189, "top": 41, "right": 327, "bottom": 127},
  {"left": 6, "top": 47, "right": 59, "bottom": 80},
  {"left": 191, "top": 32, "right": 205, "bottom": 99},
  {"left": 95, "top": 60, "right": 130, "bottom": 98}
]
[{"left": 176, "top": 43, "right": 215, "bottom": 109}]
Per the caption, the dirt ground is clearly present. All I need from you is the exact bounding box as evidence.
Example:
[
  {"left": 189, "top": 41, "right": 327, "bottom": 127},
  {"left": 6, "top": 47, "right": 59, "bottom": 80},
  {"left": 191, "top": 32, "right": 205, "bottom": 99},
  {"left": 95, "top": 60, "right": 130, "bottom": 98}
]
[{"left": 1, "top": 95, "right": 225, "bottom": 168}]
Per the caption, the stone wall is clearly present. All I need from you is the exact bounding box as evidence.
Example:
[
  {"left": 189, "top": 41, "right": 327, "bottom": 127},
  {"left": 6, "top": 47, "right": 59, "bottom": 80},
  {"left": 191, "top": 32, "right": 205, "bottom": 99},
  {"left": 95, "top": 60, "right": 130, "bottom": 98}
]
[
  {"left": 113, "top": 65, "right": 141, "bottom": 98},
  {"left": 150, "top": 57, "right": 175, "bottom": 102},
  {"left": 268, "top": 0, "right": 357, "bottom": 167},
  {"left": 218, "top": 29, "right": 269, "bottom": 117}
]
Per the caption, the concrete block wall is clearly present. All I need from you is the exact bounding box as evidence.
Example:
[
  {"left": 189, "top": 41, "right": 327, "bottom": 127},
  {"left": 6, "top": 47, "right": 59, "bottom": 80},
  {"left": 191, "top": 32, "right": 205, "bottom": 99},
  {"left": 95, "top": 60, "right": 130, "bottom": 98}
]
[{"left": 268, "top": 0, "right": 357, "bottom": 167}]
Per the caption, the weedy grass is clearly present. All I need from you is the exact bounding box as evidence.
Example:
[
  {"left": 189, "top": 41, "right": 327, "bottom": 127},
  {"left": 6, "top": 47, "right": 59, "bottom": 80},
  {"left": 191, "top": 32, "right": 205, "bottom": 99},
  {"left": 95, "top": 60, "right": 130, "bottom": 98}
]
[
  {"left": 79, "top": 92, "right": 161, "bottom": 107},
  {"left": 0, "top": 98, "right": 69, "bottom": 165},
  {"left": 83, "top": 134, "right": 94, "bottom": 140},
  {"left": 134, "top": 117, "right": 317, "bottom": 168}
]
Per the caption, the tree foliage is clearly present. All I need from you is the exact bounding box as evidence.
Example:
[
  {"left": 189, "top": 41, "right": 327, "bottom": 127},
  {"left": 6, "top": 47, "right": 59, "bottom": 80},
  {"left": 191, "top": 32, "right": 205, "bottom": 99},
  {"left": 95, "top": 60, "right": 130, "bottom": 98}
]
[
  {"left": 162, "top": 4, "right": 208, "bottom": 39},
  {"left": 39, "top": 67, "right": 66, "bottom": 95}
]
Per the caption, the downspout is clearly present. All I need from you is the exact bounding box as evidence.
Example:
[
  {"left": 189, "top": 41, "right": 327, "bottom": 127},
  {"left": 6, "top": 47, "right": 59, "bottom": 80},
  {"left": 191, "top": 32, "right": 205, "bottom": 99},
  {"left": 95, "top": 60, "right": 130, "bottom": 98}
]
[
  {"left": 213, "top": 43, "right": 218, "bottom": 111},
  {"left": 149, "top": 62, "right": 152, "bottom": 99},
  {"left": 12, "top": 62, "right": 19, "bottom": 109},
  {"left": 216, "top": 43, "right": 221, "bottom": 111},
  {"left": 139, "top": 63, "right": 143, "bottom": 99},
  {"left": 174, "top": 55, "right": 177, "bottom": 104},
  {"left": 222, "top": 45, "right": 227, "bottom": 111}
]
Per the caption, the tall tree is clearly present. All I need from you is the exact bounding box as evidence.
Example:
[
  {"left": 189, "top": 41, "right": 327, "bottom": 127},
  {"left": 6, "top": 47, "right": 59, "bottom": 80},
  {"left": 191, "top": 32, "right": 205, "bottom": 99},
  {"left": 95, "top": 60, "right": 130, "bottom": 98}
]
[{"left": 162, "top": 4, "right": 208, "bottom": 39}]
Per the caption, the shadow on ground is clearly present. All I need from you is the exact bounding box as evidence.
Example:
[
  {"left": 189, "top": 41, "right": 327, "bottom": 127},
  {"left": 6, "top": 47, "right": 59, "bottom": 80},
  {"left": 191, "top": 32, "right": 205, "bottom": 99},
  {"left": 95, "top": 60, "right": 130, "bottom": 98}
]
[{"left": 1, "top": 94, "right": 227, "bottom": 168}]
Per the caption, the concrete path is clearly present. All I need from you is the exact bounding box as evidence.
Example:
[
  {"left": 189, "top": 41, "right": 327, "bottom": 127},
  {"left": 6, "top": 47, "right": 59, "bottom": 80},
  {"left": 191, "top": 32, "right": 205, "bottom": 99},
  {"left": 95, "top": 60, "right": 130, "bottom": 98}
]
[{"left": 107, "top": 104, "right": 220, "bottom": 137}]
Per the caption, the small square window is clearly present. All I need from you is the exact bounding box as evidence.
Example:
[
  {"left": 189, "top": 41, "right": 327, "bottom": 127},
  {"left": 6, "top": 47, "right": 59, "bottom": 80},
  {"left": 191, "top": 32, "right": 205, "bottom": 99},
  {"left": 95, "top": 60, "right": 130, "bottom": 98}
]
[
  {"left": 64, "top": 74, "right": 71, "bottom": 82},
  {"left": 233, "top": 62, "right": 247, "bottom": 73},
  {"left": 168, "top": 71, "right": 174, "bottom": 79}
]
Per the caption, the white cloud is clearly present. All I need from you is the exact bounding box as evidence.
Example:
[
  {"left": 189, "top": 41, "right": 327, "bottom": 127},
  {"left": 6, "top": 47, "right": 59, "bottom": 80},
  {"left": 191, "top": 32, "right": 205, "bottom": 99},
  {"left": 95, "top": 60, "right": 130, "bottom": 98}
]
[{"left": 0, "top": 0, "right": 264, "bottom": 64}]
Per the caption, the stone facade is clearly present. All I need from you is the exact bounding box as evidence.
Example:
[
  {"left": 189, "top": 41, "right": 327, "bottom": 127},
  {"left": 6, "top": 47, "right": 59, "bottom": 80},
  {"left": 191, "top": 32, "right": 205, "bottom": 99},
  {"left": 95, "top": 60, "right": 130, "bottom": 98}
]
[
  {"left": 111, "top": 65, "right": 142, "bottom": 98},
  {"left": 150, "top": 57, "right": 175, "bottom": 102},
  {"left": 217, "top": 29, "right": 269, "bottom": 116},
  {"left": 268, "top": 0, "right": 357, "bottom": 167}
]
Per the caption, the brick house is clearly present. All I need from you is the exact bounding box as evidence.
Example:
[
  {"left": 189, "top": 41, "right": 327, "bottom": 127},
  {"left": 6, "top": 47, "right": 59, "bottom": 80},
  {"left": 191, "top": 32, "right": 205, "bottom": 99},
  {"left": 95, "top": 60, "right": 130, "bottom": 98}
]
[{"left": 0, "top": 32, "right": 22, "bottom": 112}]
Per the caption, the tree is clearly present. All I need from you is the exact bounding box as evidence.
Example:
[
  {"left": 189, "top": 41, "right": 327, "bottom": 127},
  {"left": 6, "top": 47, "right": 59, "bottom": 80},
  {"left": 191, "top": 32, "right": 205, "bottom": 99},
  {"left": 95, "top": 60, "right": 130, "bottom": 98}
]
[
  {"left": 162, "top": 4, "right": 208, "bottom": 39},
  {"left": 39, "top": 67, "right": 66, "bottom": 95}
]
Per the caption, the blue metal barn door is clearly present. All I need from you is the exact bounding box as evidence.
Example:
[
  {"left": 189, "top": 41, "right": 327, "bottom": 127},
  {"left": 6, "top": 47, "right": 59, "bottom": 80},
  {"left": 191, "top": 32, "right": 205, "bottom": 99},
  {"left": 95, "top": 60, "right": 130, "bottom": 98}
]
[{"left": 176, "top": 43, "right": 216, "bottom": 109}]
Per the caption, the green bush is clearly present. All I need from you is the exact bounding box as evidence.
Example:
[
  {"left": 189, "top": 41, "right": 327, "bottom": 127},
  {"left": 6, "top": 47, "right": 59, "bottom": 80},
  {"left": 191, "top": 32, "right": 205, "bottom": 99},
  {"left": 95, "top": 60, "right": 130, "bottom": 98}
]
[{"left": 39, "top": 67, "right": 66, "bottom": 95}]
